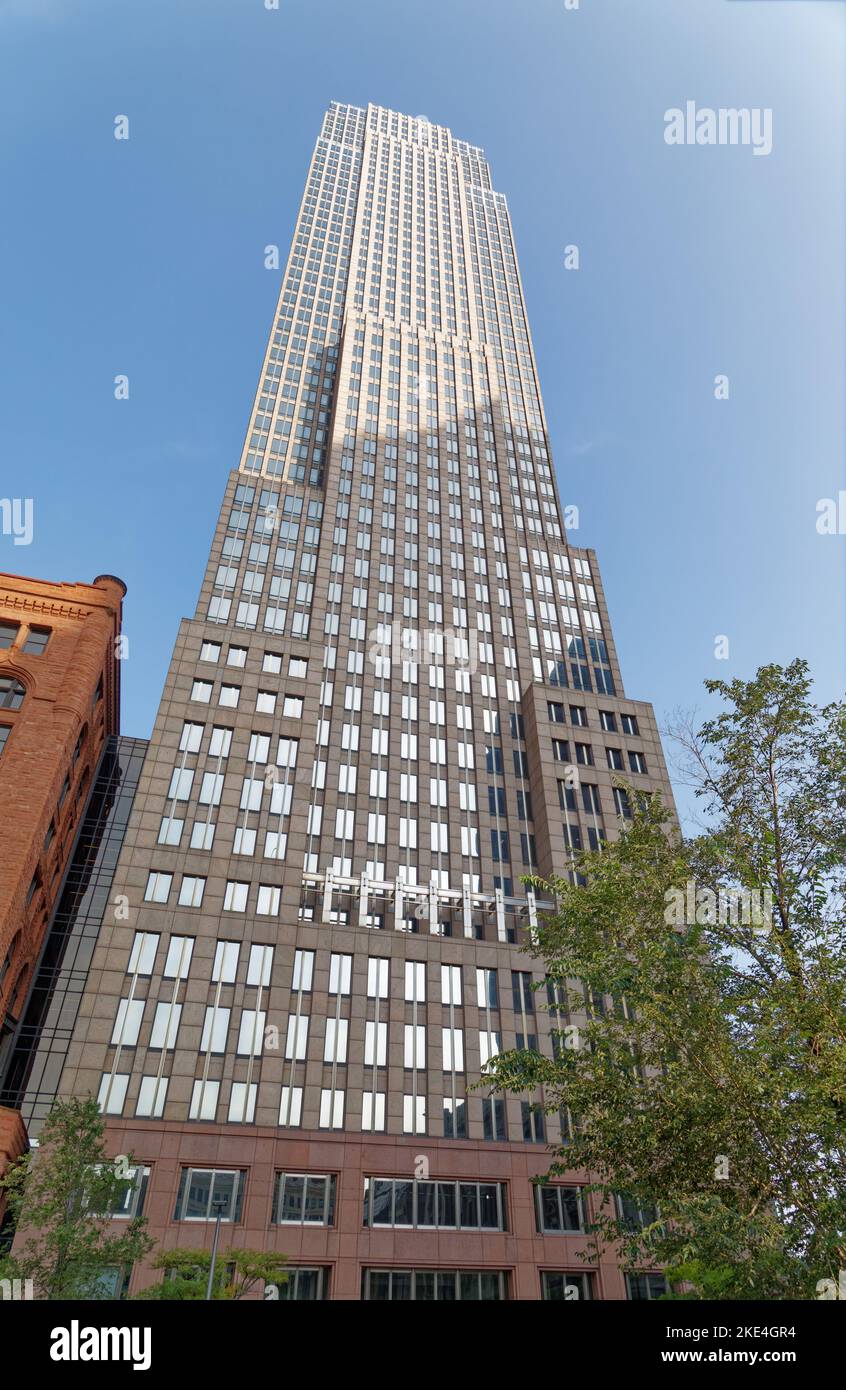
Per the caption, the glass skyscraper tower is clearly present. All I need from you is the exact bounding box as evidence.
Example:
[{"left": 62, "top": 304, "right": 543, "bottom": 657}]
[{"left": 40, "top": 103, "right": 676, "bottom": 1300}]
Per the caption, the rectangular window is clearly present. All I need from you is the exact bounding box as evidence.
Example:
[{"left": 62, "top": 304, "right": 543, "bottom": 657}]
[
  {"left": 163, "top": 935, "right": 194, "bottom": 979},
  {"left": 319, "top": 1088, "right": 344, "bottom": 1129},
  {"left": 443, "top": 1096, "right": 467, "bottom": 1139},
  {"left": 512, "top": 971, "right": 535, "bottom": 1013},
  {"left": 279, "top": 1267, "right": 329, "bottom": 1301},
  {"left": 440, "top": 964, "right": 462, "bottom": 1006},
  {"left": 292, "top": 949, "right": 314, "bottom": 992},
  {"left": 212, "top": 940, "right": 239, "bottom": 983},
  {"left": 200, "top": 1006, "right": 230, "bottom": 1054},
  {"left": 256, "top": 884, "right": 281, "bottom": 915},
  {"left": 442, "top": 1027, "right": 464, "bottom": 1072},
  {"left": 174, "top": 1169, "right": 246, "bottom": 1222},
  {"left": 223, "top": 881, "right": 249, "bottom": 912},
  {"left": 361, "top": 1269, "right": 507, "bottom": 1301},
  {"left": 482, "top": 1097, "right": 507, "bottom": 1142},
  {"left": 189, "top": 1077, "right": 219, "bottom": 1122},
  {"left": 367, "top": 958, "right": 389, "bottom": 999},
  {"left": 522, "top": 1101, "right": 546, "bottom": 1144},
  {"left": 246, "top": 943, "right": 273, "bottom": 987},
  {"left": 279, "top": 1086, "right": 303, "bottom": 1127},
  {"left": 128, "top": 932, "right": 159, "bottom": 976},
  {"left": 110, "top": 998, "right": 143, "bottom": 1047},
  {"left": 285, "top": 1015, "right": 309, "bottom": 1060},
  {"left": 323, "top": 1017, "right": 348, "bottom": 1064},
  {"left": 144, "top": 871, "right": 172, "bottom": 904},
  {"left": 404, "top": 1023, "right": 426, "bottom": 1069},
  {"left": 625, "top": 1272, "right": 668, "bottom": 1301},
  {"left": 97, "top": 1073, "right": 129, "bottom": 1115},
  {"left": 179, "top": 721, "right": 204, "bottom": 753},
  {"left": 363, "top": 1178, "right": 507, "bottom": 1231},
  {"left": 541, "top": 1272, "right": 593, "bottom": 1301},
  {"left": 404, "top": 961, "right": 426, "bottom": 1003},
  {"left": 364, "top": 1020, "right": 387, "bottom": 1067},
  {"left": 91, "top": 1164, "right": 150, "bottom": 1217},
  {"left": 402, "top": 1094, "right": 426, "bottom": 1135},
  {"left": 228, "top": 1082, "right": 257, "bottom": 1124},
  {"left": 272, "top": 1173, "right": 336, "bottom": 1226},
  {"left": 237, "top": 1009, "right": 266, "bottom": 1056},
  {"left": 535, "top": 1184, "right": 584, "bottom": 1233},
  {"left": 149, "top": 1001, "right": 181, "bottom": 1050},
  {"left": 178, "top": 876, "right": 205, "bottom": 908}
]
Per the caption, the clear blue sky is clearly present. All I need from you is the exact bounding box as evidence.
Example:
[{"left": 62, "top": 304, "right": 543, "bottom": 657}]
[{"left": 1, "top": 0, "right": 843, "bottom": 833}]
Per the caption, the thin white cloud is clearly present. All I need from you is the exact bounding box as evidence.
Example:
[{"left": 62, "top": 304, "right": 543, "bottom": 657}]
[{"left": 565, "top": 432, "right": 616, "bottom": 459}]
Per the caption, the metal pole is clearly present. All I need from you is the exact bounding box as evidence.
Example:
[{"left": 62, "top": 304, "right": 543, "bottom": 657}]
[{"left": 205, "top": 1196, "right": 226, "bottom": 1300}]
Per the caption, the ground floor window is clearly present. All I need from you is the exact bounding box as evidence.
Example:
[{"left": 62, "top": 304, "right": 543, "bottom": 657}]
[
  {"left": 361, "top": 1269, "right": 507, "bottom": 1301},
  {"left": 94, "top": 1266, "right": 132, "bottom": 1299},
  {"left": 625, "top": 1273, "right": 667, "bottom": 1300},
  {"left": 540, "top": 1271, "right": 593, "bottom": 1301},
  {"left": 279, "top": 1267, "right": 329, "bottom": 1301}
]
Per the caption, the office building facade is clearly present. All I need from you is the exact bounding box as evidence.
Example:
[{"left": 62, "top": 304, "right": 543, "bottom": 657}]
[{"left": 44, "top": 104, "right": 675, "bottom": 1299}]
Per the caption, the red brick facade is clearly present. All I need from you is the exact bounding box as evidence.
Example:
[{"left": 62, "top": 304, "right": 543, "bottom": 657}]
[
  {"left": 98, "top": 1119, "right": 632, "bottom": 1300},
  {"left": 0, "top": 572, "right": 124, "bottom": 1193}
]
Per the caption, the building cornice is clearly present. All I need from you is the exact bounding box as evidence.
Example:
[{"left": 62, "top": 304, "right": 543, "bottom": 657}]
[{"left": 0, "top": 592, "right": 95, "bottom": 623}]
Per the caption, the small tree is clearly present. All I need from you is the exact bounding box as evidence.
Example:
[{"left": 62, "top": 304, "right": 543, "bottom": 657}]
[
  {"left": 136, "top": 1247, "right": 288, "bottom": 1300},
  {"left": 0, "top": 1096, "right": 154, "bottom": 1299},
  {"left": 481, "top": 660, "right": 846, "bottom": 1300}
]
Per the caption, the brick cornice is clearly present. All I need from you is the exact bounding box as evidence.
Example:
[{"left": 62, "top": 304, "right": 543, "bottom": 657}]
[{"left": 0, "top": 592, "right": 94, "bottom": 622}]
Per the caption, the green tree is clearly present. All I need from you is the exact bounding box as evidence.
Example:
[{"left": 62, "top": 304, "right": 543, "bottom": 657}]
[
  {"left": 0, "top": 1096, "right": 154, "bottom": 1299},
  {"left": 135, "top": 1247, "right": 288, "bottom": 1300},
  {"left": 481, "top": 660, "right": 846, "bottom": 1300}
]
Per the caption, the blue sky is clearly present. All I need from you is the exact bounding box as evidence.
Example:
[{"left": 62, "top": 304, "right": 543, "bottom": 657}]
[{"left": 1, "top": 0, "right": 843, "bottom": 832}]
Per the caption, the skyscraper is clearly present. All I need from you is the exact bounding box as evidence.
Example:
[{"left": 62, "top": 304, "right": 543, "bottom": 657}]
[{"left": 37, "top": 103, "right": 676, "bottom": 1299}]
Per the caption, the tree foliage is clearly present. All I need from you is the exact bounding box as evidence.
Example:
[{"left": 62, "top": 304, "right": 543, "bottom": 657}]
[
  {"left": 481, "top": 660, "right": 846, "bottom": 1299},
  {"left": 0, "top": 1096, "right": 153, "bottom": 1299},
  {"left": 135, "top": 1246, "right": 288, "bottom": 1300}
]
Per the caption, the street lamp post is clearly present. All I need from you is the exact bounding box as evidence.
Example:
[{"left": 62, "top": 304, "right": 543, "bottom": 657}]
[{"left": 205, "top": 1195, "right": 228, "bottom": 1301}]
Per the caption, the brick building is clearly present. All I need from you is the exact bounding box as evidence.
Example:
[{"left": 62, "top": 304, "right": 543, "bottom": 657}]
[{"left": 0, "top": 572, "right": 125, "bottom": 1204}]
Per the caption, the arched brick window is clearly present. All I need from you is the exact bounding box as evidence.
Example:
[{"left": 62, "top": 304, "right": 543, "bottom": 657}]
[{"left": 0, "top": 677, "right": 25, "bottom": 710}]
